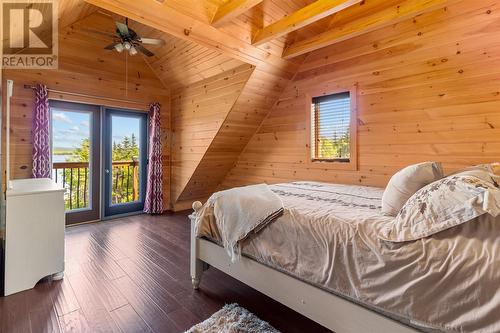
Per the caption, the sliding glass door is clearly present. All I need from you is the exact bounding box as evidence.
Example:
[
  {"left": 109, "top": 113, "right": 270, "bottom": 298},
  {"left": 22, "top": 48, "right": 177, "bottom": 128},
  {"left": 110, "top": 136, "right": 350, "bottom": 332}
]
[
  {"left": 50, "top": 101, "right": 101, "bottom": 225},
  {"left": 103, "top": 109, "right": 148, "bottom": 217}
]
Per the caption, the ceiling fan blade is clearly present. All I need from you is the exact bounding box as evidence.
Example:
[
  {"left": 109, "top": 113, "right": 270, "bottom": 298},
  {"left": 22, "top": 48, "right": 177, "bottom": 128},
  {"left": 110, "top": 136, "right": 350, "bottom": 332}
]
[
  {"left": 128, "top": 27, "right": 139, "bottom": 40},
  {"left": 140, "top": 38, "right": 165, "bottom": 46},
  {"left": 115, "top": 21, "right": 130, "bottom": 37},
  {"left": 104, "top": 42, "right": 120, "bottom": 50},
  {"left": 135, "top": 44, "right": 155, "bottom": 57},
  {"left": 80, "top": 27, "right": 117, "bottom": 39}
]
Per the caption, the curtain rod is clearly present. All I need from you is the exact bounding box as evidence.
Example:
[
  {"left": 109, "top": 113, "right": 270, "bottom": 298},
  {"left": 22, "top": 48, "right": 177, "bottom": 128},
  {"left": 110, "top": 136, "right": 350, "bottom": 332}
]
[{"left": 23, "top": 84, "right": 146, "bottom": 107}]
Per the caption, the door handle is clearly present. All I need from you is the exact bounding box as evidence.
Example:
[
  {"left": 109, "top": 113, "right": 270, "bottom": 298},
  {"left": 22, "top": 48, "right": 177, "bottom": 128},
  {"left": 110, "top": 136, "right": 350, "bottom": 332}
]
[{"left": 105, "top": 169, "right": 110, "bottom": 174}]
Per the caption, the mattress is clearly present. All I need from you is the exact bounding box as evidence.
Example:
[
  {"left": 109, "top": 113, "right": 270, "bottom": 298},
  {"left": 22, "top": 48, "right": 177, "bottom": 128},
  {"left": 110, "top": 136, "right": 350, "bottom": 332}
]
[{"left": 196, "top": 182, "right": 500, "bottom": 333}]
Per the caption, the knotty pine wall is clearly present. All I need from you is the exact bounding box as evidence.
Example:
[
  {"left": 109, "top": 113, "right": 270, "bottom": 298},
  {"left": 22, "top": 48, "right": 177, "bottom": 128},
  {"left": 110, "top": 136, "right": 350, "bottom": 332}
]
[
  {"left": 1, "top": 12, "right": 171, "bottom": 213},
  {"left": 223, "top": 0, "right": 500, "bottom": 189},
  {"left": 177, "top": 67, "right": 290, "bottom": 205},
  {"left": 170, "top": 64, "right": 254, "bottom": 207}
]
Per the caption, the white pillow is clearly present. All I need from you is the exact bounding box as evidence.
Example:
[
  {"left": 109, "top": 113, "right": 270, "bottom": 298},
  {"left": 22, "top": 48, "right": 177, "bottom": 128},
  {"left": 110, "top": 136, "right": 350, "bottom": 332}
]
[
  {"left": 379, "top": 171, "right": 500, "bottom": 242},
  {"left": 381, "top": 162, "right": 444, "bottom": 216},
  {"left": 492, "top": 162, "right": 500, "bottom": 175},
  {"left": 449, "top": 163, "right": 499, "bottom": 180}
]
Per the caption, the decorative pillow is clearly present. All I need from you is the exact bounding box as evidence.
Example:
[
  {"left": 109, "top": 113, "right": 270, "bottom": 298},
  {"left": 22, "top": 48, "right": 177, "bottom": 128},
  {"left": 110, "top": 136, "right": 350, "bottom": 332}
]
[
  {"left": 379, "top": 172, "right": 500, "bottom": 242},
  {"left": 381, "top": 162, "right": 444, "bottom": 216},
  {"left": 451, "top": 163, "right": 500, "bottom": 184},
  {"left": 492, "top": 162, "right": 500, "bottom": 175}
]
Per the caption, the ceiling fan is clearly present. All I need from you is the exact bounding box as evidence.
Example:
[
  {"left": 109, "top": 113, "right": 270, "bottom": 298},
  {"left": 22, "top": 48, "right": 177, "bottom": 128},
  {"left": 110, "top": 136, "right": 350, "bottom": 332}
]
[{"left": 91, "top": 18, "right": 165, "bottom": 57}]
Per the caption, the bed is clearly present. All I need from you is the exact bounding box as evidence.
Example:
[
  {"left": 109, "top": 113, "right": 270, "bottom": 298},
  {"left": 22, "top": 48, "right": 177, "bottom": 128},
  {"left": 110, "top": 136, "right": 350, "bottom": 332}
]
[{"left": 190, "top": 181, "right": 500, "bottom": 333}]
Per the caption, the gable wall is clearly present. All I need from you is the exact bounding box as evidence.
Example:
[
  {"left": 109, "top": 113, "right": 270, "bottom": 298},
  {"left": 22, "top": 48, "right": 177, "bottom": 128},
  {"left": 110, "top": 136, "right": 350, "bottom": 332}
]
[
  {"left": 1, "top": 13, "right": 171, "bottom": 214},
  {"left": 223, "top": 0, "right": 500, "bottom": 189}
]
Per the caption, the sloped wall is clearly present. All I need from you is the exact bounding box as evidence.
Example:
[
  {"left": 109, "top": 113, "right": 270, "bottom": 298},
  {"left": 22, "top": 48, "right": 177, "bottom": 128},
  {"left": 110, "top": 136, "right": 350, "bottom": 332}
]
[
  {"left": 170, "top": 64, "right": 255, "bottom": 206},
  {"left": 176, "top": 67, "right": 289, "bottom": 205},
  {"left": 223, "top": 0, "right": 500, "bottom": 189}
]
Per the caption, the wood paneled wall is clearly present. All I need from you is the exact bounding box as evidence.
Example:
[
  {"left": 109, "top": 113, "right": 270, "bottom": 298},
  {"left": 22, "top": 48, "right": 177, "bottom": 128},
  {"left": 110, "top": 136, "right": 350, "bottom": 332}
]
[
  {"left": 177, "top": 67, "right": 289, "bottom": 205},
  {"left": 223, "top": 0, "right": 500, "bottom": 189},
  {"left": 1, "top": 12, "right": 171, "bottom": 211},
  {"left": 170, "top": 64, "right": 255, "bottom": 207}
]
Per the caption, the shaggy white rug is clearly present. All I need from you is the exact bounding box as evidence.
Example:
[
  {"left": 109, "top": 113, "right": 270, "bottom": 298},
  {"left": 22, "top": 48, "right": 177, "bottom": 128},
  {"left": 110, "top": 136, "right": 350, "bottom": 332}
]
[{"left": 185, "top": 303, "right": 280, "bottom": 333}]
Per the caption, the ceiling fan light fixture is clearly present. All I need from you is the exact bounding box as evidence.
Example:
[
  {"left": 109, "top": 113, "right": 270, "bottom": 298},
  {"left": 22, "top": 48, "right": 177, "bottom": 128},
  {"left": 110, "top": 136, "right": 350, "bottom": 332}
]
[
  {"left": 97, "top": 20, "right": 162, "bottom": 57},
  {"left": 114, "top": 43, "right": 124, "bottom": 53}
]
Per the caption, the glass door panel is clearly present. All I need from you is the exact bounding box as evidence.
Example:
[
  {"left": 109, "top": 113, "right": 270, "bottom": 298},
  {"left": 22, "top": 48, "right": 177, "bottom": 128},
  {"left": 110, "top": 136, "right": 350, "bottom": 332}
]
[
  {"left": 103, "top": 109, "right": 147, "bottom": 217},
  {"left": 50, "top": 101, "right": 100, "bottom": 225}
]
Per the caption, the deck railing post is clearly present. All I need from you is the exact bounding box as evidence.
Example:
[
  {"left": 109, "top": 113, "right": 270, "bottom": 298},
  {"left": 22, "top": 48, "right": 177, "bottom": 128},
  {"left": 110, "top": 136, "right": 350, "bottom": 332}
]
[{"left": 132, "top": 158, "right": 139, "bottom": 201}]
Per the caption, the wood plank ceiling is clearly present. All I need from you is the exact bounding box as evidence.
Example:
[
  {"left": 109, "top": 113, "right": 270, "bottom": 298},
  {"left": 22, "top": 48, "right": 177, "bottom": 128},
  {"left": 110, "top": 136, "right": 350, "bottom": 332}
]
[{"left": 55, "top": 0, "right": 453, "bottom": 82}]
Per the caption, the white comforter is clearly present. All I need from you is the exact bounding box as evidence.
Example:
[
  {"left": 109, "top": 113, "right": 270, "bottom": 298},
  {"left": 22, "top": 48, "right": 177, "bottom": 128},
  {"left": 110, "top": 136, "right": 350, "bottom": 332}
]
[{"left": 195, "top": 182, "right": 500, "bottom": 333}]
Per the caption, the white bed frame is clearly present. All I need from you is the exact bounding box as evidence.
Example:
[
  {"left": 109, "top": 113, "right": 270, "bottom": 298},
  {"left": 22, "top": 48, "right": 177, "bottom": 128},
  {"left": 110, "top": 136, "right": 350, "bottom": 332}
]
[{"left": 190, "top": 201, "right": 421, "bottom": 333}]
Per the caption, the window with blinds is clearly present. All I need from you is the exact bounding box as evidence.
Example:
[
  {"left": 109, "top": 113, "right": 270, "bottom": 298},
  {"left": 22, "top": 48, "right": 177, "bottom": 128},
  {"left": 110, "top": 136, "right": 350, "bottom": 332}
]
[{"left": 311, "top": 92, "right": 351, "bottom": 162}]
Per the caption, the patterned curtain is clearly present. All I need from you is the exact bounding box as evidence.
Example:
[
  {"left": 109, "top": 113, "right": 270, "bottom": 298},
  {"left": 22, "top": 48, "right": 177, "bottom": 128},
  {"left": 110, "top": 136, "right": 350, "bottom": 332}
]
[
  {"left": 32, "top": 84, "right": 51, "bottom": 178},
  {"left": 144, "top": 102, "right": 164, "bottom": 214}
]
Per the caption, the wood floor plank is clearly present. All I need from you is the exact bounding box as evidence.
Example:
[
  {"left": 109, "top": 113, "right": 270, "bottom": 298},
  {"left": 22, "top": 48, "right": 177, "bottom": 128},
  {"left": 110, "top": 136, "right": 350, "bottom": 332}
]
[
  {"left": 109, "top": 304, "right": 153, "bottom": 333},
  {"left": 115, "top": 258, "right": 182, "bottom": 313},
  {"left": 134, "top": 214, "right": 191, "bottom": 249},
  {"left": 1, "top": 292, "right": 32, "bottom": 333},
  {"left": 105, "top": 227, "right": 191, "bottom": 287},
  {"left": 27, "top": 283, "right": 61, "bottom": 333},
  {"left": 58, "top": 309, "right": 91, "bottom": 333},
  {"left": 28, "top": 308, "right": 61, "bottom": 333},
  {"left": 173, "top": 289, "right": 222, "bottom": 320},
  {"left": 1, "top": 213, "right": 333, "bottom": 333},
  {"left": 112, "top": 276, "right": 180, "bottom": 332},
  {"left": 79, "top": 261, "right": 128, "bottom": 312},
  {"left": 166, "top": 306, "right": 200, "bottom": 332},
  {"left": 66, "top": 274, "right": 122, "bottom": 333},
  {"left": 88, "top": 228, "right": 129, "bottom": 262},
  {"left": 0, "top": 300, "right": 3, "bottom": 333},
  {"left": 123, "top": 226, "right": 190, "bottom": 270},
  {"left": 50, "top": 280, "right": 81, "bottom": 317}
]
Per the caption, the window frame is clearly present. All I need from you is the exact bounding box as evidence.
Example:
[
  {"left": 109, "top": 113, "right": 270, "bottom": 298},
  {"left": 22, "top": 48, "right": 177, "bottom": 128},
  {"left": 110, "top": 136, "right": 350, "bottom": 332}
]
[{"left": 306, "top": 85, "right": 358, "bottom": 171}]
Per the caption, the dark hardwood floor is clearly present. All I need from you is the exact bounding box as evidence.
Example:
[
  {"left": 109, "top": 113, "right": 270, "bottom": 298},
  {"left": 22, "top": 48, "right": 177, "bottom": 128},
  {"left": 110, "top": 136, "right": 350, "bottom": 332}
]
[{"left": 0, "top": 212, "right": 332, "bottom": 333}]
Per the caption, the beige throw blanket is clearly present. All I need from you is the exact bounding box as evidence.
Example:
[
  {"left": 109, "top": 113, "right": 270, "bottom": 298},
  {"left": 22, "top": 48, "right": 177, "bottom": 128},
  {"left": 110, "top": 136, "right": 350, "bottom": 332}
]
[{"left": 194, "top": 184, "right": 283, "bottom": 262}]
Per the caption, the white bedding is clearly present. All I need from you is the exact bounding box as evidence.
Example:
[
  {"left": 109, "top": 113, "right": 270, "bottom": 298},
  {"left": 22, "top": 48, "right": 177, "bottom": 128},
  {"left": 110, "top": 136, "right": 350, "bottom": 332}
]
[
  {"left": 193, "top": 183, "right": 283, "bottom": 262},
  {"left": 195, "top": 181, "right": 500, "bottom": 333}
]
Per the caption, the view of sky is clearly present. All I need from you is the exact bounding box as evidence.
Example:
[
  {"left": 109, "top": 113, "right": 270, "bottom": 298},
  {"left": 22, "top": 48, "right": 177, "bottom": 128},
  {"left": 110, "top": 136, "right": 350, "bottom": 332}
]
[
  {"left": 112, "top": 115, "right": 141, "bottom": 148},
  {"left": 51, "top": 109, "right": 141, "bottom": 150},
  {"left": 52, "top": 110, "right": 90, "bottom": 149}
]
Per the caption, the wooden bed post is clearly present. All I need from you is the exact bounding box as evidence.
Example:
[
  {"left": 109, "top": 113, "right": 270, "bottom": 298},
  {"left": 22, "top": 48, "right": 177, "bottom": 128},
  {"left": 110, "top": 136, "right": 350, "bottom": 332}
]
[{"left": 190, "top": 201, "right": 204, "bottom": 289}]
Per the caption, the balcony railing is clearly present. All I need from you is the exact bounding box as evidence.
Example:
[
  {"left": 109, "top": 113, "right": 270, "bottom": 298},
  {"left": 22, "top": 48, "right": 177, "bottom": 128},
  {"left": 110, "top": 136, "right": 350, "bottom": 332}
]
[
  {"left": 110, "top": 160, "right": 140, "bottom": 205},
  {"left": 53, "top": 160, "right": 139, "bottom": 210}
]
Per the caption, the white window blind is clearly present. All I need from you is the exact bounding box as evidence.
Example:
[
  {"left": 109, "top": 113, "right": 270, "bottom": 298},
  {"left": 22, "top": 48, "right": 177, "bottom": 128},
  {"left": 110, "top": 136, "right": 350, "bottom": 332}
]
[{"left": 311, "top": 92, "right": 351, "bottom": 161}]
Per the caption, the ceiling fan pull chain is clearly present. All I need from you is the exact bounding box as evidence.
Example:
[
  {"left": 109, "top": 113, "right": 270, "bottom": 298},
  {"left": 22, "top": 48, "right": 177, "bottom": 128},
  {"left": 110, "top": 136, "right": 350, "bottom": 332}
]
[{"left": 125, "top": 51, "right": 128, "bottom": 98}]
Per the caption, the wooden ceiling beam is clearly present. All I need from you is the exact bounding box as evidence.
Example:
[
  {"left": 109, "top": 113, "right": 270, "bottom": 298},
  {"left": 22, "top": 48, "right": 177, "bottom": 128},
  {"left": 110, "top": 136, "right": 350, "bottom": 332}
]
[
  {"left": 84, "top": 0, "right": 297, "bottom": 79},
  {"left": 252, "top": 0, "right": 362, "bottom": 46},
  {"left": 283, "top": 0, "right": 450, "bottom": 59},
  {"left": 211, "top": 0, "right": 264, "bottom": 27}
]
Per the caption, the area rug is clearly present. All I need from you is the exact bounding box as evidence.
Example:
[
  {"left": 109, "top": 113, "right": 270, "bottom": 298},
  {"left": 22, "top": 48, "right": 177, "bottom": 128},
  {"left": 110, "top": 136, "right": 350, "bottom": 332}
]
[{"left": 185, "top": 303, "right": 280, "bottom": 333}]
